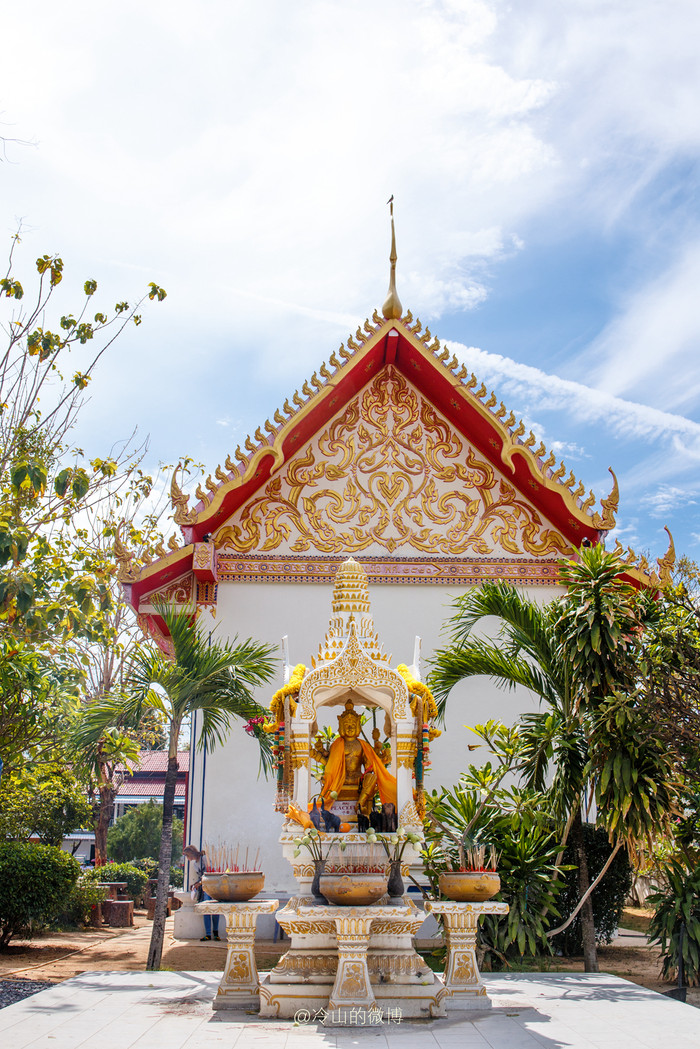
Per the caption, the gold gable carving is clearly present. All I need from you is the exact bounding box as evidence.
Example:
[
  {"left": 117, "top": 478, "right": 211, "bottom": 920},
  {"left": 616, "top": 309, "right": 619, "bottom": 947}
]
[{"left": 214, "top": 369, "right": 571, "bottom": 559}]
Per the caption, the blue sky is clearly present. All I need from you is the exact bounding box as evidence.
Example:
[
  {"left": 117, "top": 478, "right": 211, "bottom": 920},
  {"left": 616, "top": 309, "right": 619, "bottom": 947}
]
[{"left": 1, "top": 0, "right": 699, "bottom": 565}]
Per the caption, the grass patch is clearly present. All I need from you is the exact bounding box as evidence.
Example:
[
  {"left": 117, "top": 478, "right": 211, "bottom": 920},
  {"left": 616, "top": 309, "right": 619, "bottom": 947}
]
[{"left": 621, "top": 907, "right": 653, "bottom": 934}]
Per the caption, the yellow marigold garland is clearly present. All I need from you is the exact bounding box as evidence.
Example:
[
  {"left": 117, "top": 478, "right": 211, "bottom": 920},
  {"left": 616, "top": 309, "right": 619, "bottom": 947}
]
[
  {"left": 264, "top": 663, "right": 306, "bottom": 731},
  {"left": 396, "top": 664, "right": 439, "bottom": 720}
]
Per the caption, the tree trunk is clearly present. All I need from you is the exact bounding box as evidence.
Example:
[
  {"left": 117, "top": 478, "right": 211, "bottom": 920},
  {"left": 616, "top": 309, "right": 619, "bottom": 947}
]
[
  {"left": 570, "top": 809, "right": 598, "bottom": 973},
  {"left": 94, "top": 784, "right": 116, "bottom": 866},
  {"left": 146, "top": 728, "right": 178, "bottom": 971}
]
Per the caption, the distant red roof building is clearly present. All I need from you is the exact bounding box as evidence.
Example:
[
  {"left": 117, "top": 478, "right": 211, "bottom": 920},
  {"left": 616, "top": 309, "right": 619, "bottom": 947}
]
[{"left": 114, "top": 751, "right": 189, "bottom": 810}]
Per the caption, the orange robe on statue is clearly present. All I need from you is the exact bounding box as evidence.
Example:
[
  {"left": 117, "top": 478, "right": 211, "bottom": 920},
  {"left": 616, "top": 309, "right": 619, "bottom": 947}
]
[{"left": 318, "top": 737, "right": 397, "bottom": 808}]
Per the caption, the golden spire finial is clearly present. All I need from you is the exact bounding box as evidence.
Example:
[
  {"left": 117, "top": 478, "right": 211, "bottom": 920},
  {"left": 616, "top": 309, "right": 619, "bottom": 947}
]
[{"left": 382, "top": 196, "right": 402, "bottom": 320}]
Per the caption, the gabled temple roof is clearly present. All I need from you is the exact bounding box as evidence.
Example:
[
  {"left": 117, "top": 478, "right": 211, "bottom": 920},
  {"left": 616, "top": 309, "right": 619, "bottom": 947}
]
[
  {"left": 119, "top": 225, "right": 675, "bottom": 623},
  {"left": 172, "top": 311, "right": 618, "bottom": 545}
]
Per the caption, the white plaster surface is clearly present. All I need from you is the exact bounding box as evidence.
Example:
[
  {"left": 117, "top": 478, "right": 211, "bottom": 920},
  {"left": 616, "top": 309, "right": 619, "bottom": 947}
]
[{"left": 1, "top": 970, "right": 698, "bottom": 1048}]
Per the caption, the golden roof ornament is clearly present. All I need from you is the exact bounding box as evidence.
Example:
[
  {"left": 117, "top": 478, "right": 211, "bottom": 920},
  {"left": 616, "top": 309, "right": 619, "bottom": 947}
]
[
  {"left": 591, "top": 467, "right": 619, "bottom": 531},
  {"left": 656, "top": 526, "right": 676, "bottom": 588},
  {"left": 332, "top": 557, "right": 371, "bottom": 617},
  {"left": 170, "top": 463, "right": 198, "bottom": 526},
  {"left": 114, "top": 521, "right": 140, "bottom": 584},
  {"left": 381, "top": 196, "right": 402, "bottom": 320}
]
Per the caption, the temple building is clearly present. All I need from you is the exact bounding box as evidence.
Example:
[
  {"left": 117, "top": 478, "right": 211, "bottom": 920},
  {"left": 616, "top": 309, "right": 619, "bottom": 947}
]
[{"left": 120, "top": 214, "right": 673, "bottom": 894}]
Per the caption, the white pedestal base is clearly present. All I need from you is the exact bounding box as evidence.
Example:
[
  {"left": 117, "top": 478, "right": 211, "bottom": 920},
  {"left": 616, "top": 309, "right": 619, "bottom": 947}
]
[
  {"left": 425, "top": 900, "right": 509, "bottom": 1010},
  {"left": 258, "top": 899, "right": 446, "bottom": 1022},
  {"left": 196, "top": 899, "right": 278, "bottom": 1011}
]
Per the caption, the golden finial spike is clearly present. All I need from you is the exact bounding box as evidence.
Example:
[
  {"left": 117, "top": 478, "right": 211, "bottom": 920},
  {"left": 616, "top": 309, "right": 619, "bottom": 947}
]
[{"left": 382, "top": 197, "right": 402, "bottom": 320}]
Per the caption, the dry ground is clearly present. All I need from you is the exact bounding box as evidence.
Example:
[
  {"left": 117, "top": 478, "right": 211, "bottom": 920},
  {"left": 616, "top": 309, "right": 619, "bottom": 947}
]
[{"left": 1, "top": 905, "right": 696, "bottom": 1008}]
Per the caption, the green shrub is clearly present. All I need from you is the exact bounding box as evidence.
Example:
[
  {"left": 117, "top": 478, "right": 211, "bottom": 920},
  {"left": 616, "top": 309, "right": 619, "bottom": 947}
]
[
  {"left": 551, "top": 823, "right": 633, "bottom": 956},
  {"left": 130, "top": 857, "right": 184, "bottom": 890},
  {"left": 57, "top": 878, "right": 109, "bottom": 927},
  {"left": 423, "top": 780, "right": 566, "bottom": 967},
  {"left": 648, "top": 859, "right": 700, "bottom": 985},
  {"left": 169, "top": 865, "right": 184, "bottom": 888},
  {"left": 82, "top": 862, "right": 148, "bottom": 901},
  {"left": 106, "top": 801, "right": 183, "bottom": 865},
  {"left": 0, "top": 842, "right": 80, "bottom": 948}
]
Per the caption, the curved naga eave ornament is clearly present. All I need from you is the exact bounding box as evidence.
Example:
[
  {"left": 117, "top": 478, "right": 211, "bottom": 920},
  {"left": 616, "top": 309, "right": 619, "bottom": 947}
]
[
  {"left": 656, "top": 526, "right": 676, "bottom": 588},
  {"left": 591, "top": 468, "right": 619, "bottom": 531},
  {"left": 170, "top": 463, "right": 198, "bottom": 526},
  {"left": 297, "top": 621, "right": 410, "bottom": 723},
  {"left": 114, "top": 521, "right": 141, "bottom": 584}
]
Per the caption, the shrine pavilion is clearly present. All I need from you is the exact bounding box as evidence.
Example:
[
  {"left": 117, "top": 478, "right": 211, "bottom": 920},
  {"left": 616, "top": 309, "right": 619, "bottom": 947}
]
[{"left": 119, "top": 212, "right": 673, "bottom": 894}]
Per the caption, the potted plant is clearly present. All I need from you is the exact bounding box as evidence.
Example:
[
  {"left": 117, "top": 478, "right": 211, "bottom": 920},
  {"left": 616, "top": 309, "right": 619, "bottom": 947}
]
[
  {"left": 367, "top": 825, "right": 422, "bottom": 898},
  {"left": 201, "top": 843, "right": 265, "bottom": 902},
  {"left": 292, "top": 827, "right": 346, "bottom": 899}
]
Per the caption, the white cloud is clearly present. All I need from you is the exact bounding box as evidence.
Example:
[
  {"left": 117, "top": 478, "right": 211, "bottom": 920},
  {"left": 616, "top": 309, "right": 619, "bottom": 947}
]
[
  {"left": 548, "top": 440, "right": 589, "bottom": 461},
  {"left": 640, "top": 485, "right": 699, "bottom": 519},
  {"left": 586, "top": 241, "right": 700, "bottom": 412},
  {"left": 450, "top": 341, "right": 700, "bottom": 445}
]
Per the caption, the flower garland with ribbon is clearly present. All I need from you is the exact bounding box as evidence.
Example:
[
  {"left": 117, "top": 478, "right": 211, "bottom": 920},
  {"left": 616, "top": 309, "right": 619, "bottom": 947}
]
[
  {"left": 395, "top": 664, "right": 441, "bottom": 819},
  {"left": 266, "top": 663, "right": 306, "bottom": 813},
  {"left": 265, "top": 663, "right": 306, "bottom": 732}
]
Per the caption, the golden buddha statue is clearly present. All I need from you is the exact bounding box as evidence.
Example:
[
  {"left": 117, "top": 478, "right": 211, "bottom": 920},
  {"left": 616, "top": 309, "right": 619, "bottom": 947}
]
[{"left": 314, "top": 697, "right": 397, "bottom": 817}]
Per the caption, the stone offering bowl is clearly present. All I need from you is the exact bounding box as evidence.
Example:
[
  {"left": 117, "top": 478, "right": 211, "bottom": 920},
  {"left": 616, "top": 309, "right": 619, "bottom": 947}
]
[
  {"left": 438, "top": 871, "right": 500, "bottom": 903},
  {"left": 201, "top": 871, "right": 265, "bottom": 902},
  {"left": 319, "top": 872, "right": 388, "bottom": 906}
]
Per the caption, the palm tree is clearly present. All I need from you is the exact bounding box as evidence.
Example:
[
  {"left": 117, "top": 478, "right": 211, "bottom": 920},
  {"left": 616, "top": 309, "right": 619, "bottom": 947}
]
[
  {"left": 72, "top": 723, "right": 141, "bottom": 866},
  {"left": 81, "top": 603, "right": 277, "bottom": 970},
  {"left": 430, "top": 578, "right": 602, "bottom": 972},
  {"left": 430, "top": 546, "right": 683, "bottom": 973}
]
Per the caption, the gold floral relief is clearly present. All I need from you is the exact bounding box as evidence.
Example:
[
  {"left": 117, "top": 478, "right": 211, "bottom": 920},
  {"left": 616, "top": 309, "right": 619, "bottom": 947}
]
[
  {"left": 339, "top": 961, "right": 368, "bottom": 997},
  {"left": 226, "top": 952, "right": 251, "bottom": 982},
  {"left": 142, "top": 575, "right": 193, "bottom": 608},
  {"left": 215, "top": 369, "right": 570, "bottom": 558},
  {"left": 453, "top": 952, "right": 476, "bottom": 983}
]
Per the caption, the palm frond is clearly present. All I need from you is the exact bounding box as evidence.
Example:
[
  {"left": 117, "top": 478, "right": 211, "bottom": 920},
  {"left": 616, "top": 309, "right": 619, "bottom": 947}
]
[
  {"left": 430, "top": 637, "right": 558, "bottom": 718},
  {"left": 446, "top": 581, "right": 563, "bottom": 679}
]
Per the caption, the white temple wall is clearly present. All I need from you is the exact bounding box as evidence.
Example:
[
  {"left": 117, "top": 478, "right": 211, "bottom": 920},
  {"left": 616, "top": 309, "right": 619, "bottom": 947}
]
[{"left": 185, "top": 578, "right": 565, "bottom": 895}]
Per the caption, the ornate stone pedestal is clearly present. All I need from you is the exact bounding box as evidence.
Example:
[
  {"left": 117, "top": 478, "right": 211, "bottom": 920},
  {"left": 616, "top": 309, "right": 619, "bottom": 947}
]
[
  {"left": 425, "top": 900, "right": 509, "bottom": 1009},
  {"left": 196, "top": 899, "right": 279, "bottom": 1010},
  {"left": 258, "top": 899, "right": 446, "bottom": 1023}
]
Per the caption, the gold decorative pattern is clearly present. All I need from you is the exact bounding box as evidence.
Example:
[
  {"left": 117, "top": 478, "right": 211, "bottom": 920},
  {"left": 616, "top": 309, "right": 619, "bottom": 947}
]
[
  {"left": 591, "top": 468, "right": 619, "bottom": 530},
  {"left": 396, "top": 735, "right": 417, "bottom": 769},
  {"left": 339, "top": 962, "right": 368, "bottom": 997},
  {"left": 217, "top": 553, "right": 565, "bottom": 586},
  {"left": 312, "top": 557, "right": 391, "bottom": 666},
  {"left": 290, "top": 737, "right": 309, "bottom": 770},
  {"left": 114, "top": 523, "right": 141, "bottom": 584},
  {"left": 170, "top": 463, "right": 198, "bottom": 526},
  {"left": 196, "top": 580, "right": 217, "bottom": 610},
  {"left": 274, "top": 953, "right": 338, "bottom": 976},
  {"left": 656, "top": 526, "right": 676, "bottom": 588},
  {"left": 298, "top": 623, "right": 409, "bottom": 722},
  {"left": 142, "top": 575, "right": 193, "bottom": 607},
  {"left": 399, "top": 798, "right": 423, "bottom": 829},
  {"left": 226, "top": 952, "right": 251, "bottom": 982},
  {"left": 214, "top": 370, "right": 571, "bottom": 560}
]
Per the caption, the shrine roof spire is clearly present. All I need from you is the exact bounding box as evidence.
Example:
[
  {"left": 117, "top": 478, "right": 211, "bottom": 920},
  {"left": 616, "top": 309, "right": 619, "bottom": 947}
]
[{"left": 382, "top": 196, "right": 402, "bottom": 320}]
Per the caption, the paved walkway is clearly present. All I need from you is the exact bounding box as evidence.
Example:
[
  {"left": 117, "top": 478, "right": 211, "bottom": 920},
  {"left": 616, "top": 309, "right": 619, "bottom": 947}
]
[{"left": 0, "top": 969, "right": 697, "bottom": 1049}]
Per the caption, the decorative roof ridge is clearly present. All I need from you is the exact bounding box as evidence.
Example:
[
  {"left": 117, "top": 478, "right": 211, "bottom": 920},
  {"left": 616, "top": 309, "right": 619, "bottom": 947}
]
[
  {"left": 607, "top": 525, "right": 675, "bottom": 589},
  {"left": 114, "top": 520, "right": 185, "bottom": 583},
  {"left": 170, "top": 310, "right": 391, "bottom": 521},
  {"left": 394, "top": 310, "right": 619, "bottom": 533},
  {"left": 165, "top": 305, "right": 623, "bottom": 538}
]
